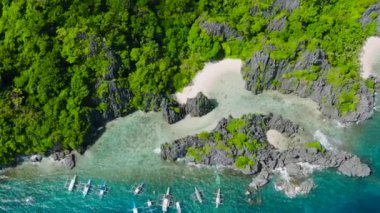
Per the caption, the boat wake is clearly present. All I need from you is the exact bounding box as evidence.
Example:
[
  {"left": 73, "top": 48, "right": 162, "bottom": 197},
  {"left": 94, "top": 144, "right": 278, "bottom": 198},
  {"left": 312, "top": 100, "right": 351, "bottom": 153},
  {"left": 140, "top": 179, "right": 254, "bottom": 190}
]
[{"left": 313, "top": 130, "right": 335, "bottom": 151}]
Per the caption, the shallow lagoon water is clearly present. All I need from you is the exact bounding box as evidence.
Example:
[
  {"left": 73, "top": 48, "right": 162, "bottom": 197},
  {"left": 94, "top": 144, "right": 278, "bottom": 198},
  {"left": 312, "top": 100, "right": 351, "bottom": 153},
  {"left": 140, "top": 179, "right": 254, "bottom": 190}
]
[{"left": 1, "top": 59, "right": 380, "bottom": 212}]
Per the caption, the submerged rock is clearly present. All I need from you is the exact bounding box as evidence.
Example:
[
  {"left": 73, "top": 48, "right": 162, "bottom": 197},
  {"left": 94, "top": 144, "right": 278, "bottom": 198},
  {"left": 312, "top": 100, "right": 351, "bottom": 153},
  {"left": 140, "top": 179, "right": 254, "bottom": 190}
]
[{"left": 277, "top": 178, "right": 314, "bottom": 198}]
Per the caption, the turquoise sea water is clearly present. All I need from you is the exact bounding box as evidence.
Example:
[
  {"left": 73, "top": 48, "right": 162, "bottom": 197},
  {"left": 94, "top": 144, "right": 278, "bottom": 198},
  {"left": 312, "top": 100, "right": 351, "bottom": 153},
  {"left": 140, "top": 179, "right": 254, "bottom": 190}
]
[{"left": 1, "top": 60, "right": 380, "bottom": 212}]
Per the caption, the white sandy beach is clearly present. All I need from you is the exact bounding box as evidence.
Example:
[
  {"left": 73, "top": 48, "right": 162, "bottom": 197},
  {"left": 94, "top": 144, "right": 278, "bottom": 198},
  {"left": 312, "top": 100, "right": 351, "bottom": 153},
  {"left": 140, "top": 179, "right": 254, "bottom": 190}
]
[
  {"left": 175, "top": 59, "right": 243, "bottom": 104},
  {"left": 360, "top": 36, "right": 380, "bottom": 79}
]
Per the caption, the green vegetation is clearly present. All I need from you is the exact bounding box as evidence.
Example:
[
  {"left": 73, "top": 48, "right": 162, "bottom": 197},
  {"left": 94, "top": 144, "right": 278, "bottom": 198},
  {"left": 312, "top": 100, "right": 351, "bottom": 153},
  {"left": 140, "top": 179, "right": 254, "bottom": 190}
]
[
  {"left": 186, "top": 147, "right": 203, "bottom": 162},
  {"left": 365, "top": 79, "right": 376, "bottom": 93},
  {"left": 197, "top": 131, "right": 210, "bottom": 140},
  {"left": 226, "top": 118, "right": 246, "bottom": 133},
  {"left": 228, "top": 133, "right": 247, "bottom": 149},
  {"left": 282, "top": 66, "right": 321, "bottom": 82},
  {"left": 0, "top": 0, "right": 377, "bottom": 164},
  {"left": 304, "top": 141, "right": 326, "bottom": 153},
  {"left": 213, "top": 132, "right": 222, "bottom": 141},
  {"left": 186, "top": 144, "right": 212, "bottom": 161},
  {"left": 235, "top": 155, "right": 256, "bottom": 169},
  {"left": 244, "top": 139, "right": 263, "bottom": 152}
]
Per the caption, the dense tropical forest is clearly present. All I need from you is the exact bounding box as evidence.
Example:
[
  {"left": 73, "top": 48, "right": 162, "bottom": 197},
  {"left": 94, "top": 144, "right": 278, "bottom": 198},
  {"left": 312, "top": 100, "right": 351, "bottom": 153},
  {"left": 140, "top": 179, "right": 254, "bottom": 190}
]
[{"left": 0, "top": 0, "right": 378, "bottom": 164}]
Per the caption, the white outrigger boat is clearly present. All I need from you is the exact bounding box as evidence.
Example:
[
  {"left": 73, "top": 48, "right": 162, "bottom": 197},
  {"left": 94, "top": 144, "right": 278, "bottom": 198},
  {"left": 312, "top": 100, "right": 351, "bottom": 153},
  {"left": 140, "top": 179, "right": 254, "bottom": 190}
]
[
  {"left": 175, "top": 201, "right": 181, "bottom": 213},
  {"left": 132, "top": 201, "right": 139, "bottom": 213},
  {"left": 82, "top": 179, "right": 91, "bottom": 197},
  {"left": 67, "top": 175, "right": 77, "bottom": 192},
  {"left": 146, "top": 200, "right": 153, "bottom": 208},
  {"left": 99, "top": 182, "right": 107, "bottom": 198},
  {"left": 215, "top": 188, "right": 223, "bottom": 208},
  {"left": 133, "top": 183, "right": 144, "bottom": 195},
  {"left": 161, "top": 187, "right": 171, "bottom": 212},
  {"left": 192, "top": 187, "right": 203, "bottom": 203}
]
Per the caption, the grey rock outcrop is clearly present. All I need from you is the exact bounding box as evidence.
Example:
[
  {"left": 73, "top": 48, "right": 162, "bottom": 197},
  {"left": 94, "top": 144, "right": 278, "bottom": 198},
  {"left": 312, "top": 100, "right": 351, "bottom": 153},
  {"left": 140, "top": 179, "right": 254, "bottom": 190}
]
[
  {"left": 338, "top": 156, "right": 371, "bottom": 177},
  {"left": 185, "top": 92, "right": 216, "bottom": 117},
  {"left": 285, "top": 163, "right": 304, "bottom": 178},
  {"left": 160, "top": 98, "right": 186, "bottom": 124},
  {"left": 267, "top": 16, "right": 287, "bottom": 32},
  {"left": 251, "top": 0, "right": 300, "bottom": 17},
  {"left": 161, "top": 136, "right": 201, "bottom": 161},
  {"left": 52, "top": 150, "right": 76, "bottom": 169},
  {"left": 249, "top": 170, "right": 270, "bottom": 190},
  {"left": 273, "top": 0, "right": 300, "bottom": 12},
  {"left": 161, "top": 92, "right": 216, "bottom": 124},
  {"left": 161, "top": 113, "right": 301, "bottom": 172},
  {"left": 62, "top": 154, "right": 76, "bottom": 170},
  {"left": 360, "top": 4, "right": 380, "bottom": 33},
  {"left": 243, "top": 48, "right": 375, "bottom": 124},
  {"left": 96, "top": 80, "right": 133, "bottom": 121},
  {"left": 89, "top": 36, "right": 134, "bottom": 124},
  {"left": 199, "top": 21, "right": 243, "bottom": 40}
]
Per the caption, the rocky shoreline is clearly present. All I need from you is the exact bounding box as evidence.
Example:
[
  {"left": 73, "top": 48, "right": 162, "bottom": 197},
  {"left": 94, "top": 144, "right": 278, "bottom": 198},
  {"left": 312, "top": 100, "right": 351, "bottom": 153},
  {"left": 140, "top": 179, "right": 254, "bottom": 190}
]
[
  {"left": 28, "top": 150, "right": 76, "bottom": 170},
  {"left": 13, "top": 92, "right": 215, "bottom": 170},
  {"left": 242, "top": 48, "right": 376, "bottom": 125},
  {"left": 160, "top": 113, "right": 371, "bottom": 197}
]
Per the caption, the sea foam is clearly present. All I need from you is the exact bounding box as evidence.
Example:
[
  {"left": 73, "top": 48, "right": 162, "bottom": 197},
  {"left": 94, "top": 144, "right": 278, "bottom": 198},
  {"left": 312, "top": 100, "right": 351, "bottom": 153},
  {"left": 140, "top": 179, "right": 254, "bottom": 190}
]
[{"left": 313, "top": 130, "right": 335, "bottom": 151}]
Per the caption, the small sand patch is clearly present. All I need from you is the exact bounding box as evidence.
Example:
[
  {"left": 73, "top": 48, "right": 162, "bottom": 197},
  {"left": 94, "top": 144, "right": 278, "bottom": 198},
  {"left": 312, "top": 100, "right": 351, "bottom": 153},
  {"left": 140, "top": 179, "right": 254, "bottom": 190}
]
[
  {"left": 266, "top": 129, "right": 289, "bottom": 151},
  {"left": 360, "top": 36, "right": 380, "bottom": 79}
]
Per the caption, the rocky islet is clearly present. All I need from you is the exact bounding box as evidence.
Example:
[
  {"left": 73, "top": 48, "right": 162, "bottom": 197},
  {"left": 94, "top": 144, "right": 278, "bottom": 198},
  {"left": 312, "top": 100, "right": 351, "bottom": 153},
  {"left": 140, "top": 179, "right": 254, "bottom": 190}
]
[{"left": 161, "top": 113, "right": 371, "bottom": 197}]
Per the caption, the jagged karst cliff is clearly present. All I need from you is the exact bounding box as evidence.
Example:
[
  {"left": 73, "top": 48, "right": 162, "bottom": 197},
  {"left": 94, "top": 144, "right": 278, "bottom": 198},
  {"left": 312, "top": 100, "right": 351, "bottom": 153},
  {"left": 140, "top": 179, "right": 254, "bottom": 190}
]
[{"left": 242, "top": 48, "right": 375, "bottom": 124}]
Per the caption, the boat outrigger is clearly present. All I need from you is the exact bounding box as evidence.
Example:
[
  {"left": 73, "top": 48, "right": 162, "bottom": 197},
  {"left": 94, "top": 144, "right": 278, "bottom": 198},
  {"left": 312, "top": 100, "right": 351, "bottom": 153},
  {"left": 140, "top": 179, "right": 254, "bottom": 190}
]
[
  {"left": 133, "top": 183, "right": 144, "bottom": 195},
  {"left": 175, "top": 201, "right": 181, "bottom": 213},
  {"left": 192, "top": 187, "right": 203, "bottom": 204},
  {"left": 99, "top": 182, "right": 107, "bottom": 198},
  {"left": 67, "top": 175, "right": 77, "bottom": 192},
  {"left": 145, "top": 199, "right": 157, "bottom": 212},
  {"left": 215, "top": 188, "right": 223, "bottom": 208},
  {"left": 161, "top": 187, "right": 172, "bottom": 212},
  {"left": 83, "top": 179, "right": 91, "bottom": 197}
]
